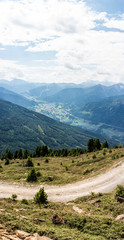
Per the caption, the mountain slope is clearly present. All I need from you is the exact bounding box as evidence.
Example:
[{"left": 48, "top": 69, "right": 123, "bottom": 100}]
[
  {"left": 0, "top": 100, "right": 109, "bottom": 154},
  {"left": 0, "top": 87, "right": 35, "bottom": 108},
  {"left": 44, "top": 84, "right": 124, "bottom": 106},
  {"left": 72, "top": 94, "right": 124, "bottom": 142},
  {"left": 0, "top": 79, "right": 40, "bottom": 94}
]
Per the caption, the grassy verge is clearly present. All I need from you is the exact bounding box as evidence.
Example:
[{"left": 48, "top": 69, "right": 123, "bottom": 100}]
[
  {"left": 0, "top": 189, "right": 124, "bottom": 240},
  {"left": 0, "top": 148, "right": 124, "bottom": 185}
]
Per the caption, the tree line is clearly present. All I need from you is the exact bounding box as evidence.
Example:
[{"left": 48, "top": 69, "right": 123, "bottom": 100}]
[{"left": 0, "top": 138, "right": 120, "bottom": 160}]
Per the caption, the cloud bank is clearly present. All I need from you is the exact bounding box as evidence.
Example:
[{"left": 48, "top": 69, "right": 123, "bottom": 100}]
[{"left": 0, "top": 0, "right": 124, "bottom": 83}]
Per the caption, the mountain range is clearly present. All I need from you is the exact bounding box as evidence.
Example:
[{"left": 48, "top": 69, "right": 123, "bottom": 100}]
[
  {"left": 42, "top": 83, "right": 124, "bottom": 106},
  {"left": 0, "top": 99, "right": 109, "bottom": 154},
  {"left": 0, "top": 87, "right": 35, "bottom": 108},
  {"left": 0, "top": 79, "right": 123, "bottom": 151}
]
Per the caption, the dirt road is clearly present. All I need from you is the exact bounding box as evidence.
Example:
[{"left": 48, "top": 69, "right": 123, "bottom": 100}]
[{"left": 0, "top": 161, "right": 124, "bottom": 202}]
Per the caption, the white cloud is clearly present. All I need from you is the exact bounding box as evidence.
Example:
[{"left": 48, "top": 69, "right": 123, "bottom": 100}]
[
  {"left": 104, "top": 14, "right": 124, "bottom": 31},
  {"left": 0, "top": 0, "right": 124, "bottom": 84}
]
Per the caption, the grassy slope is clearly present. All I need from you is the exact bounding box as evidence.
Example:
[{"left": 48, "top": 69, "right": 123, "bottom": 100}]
[
  {"left": 0, "top": 148, "right": 124, "bottom": 185},
  {"left": 0, "top": 99, "right": 107, "bottom": 154},
  {"left": 0, "top": 191, "right": 123, "bottom": 239},
  {"left": 0, "top": 148, "right": 124, "bottom": 239}
]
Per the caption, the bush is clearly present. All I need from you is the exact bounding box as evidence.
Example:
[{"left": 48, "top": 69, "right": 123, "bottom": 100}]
[
  {"left": 21, "top": 199, "right": 29, "bottom": 205},
  {"left": 5, "top": 158, "right": 10, "bottom": 165},
  {"left": 92, "top": 154, "right": 96, "bottom": 159},
  {"left": 25, "top": 157, "right": 34, "bottom": 167},
  {"left": 45, "top": 158, "right": 49, "bottom": 163},
  {"left": 115, "top": 185, "right": 124, "bottom": 198},
  {"left": 34, "top": 187, "right": 47, "bottom": 204},
  {"left": 26, "top": 168, "right": 37, "bottom": 182},
  {"left": 11, "top": 194, "right": 17, "bottom": 201},
  {"left": 82, "top": 168, "right": 93, "bottom": 175},
  {"left": 36, "top": 171, "right": 41, "bottom": 177}
]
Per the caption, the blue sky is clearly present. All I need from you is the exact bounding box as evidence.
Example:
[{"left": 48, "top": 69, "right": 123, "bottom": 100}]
[
  {"left": 85, "top": 0, "right": 124, "bottom": 14},
  {"left": 0, "top": 0, "right": 124, "bottom": 84}
]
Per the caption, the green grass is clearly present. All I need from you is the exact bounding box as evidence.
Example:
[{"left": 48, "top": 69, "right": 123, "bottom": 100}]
[
  {"left": 0, "top": 189, "right": 124, "bottom": 239},
  {"left": 0, "top": 148, "right": 124, "bottom": 184}
]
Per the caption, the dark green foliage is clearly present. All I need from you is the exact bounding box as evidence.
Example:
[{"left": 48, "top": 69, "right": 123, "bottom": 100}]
[
  {"left": 25, "top": 157, "right": 34, "bottom": 167},
  {"left": 45, "top": 158, "right": 49, "bottom": 163},
  {"left": 102, "top": 141, "right": 109, "bottom": 149},
  {"left": 34, "top": 187, "right": 47, "bottom": 204},
  {"left": 5, "top": 158, "right": 10, "bottom": 165},
  {"left": 87, "top": 139, "right": 94, "bottom": 152},
  {"left": 26, "top": 168, "right": 37, "bottom": 182},
  {"left": 14, "top": 150, "right": 18, "bottom": 159},
  {"left": 94, "top": 139, "right": 101, "bottom": 150},
  {"left": 17, "top": 149, "right": 23, "bottom": 159},
  {"left": 23, "top": 149, "right": 30, "bottom": 159},
  {"left": 36, "top": 171, "right": 41, "bottom": 177},
  {"left": 1, "top": 149, "right": 13, "bottom": 160},
  {"left": 115, "top": 185, "right": 124, "bottom": 198},
  {"left": 87, "top": 138, "right": 102, "bottom": 152},
  {"left": 21, "top": 199, "right": 29, "bottom": 205},
  {"left": 11, "top": 194, "right": 17, "bottom": 201}
]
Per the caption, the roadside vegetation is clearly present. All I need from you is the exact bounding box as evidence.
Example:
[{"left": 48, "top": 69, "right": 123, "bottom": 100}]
[
  {"left": 0, "top": 141, "right": 123, "bottom": 185},
  {"left": 0, "top": 186, "right": 124, "bottom": 240}
]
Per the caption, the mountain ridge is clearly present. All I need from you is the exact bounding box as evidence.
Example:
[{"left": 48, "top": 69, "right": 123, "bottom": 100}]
[{"left": 0, "top": 99, "right": 113, "bottom": 154}]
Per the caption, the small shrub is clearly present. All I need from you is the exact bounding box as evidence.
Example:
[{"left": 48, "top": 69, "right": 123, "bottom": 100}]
[
  {"left": 98, "top": 192, "right": 103, "bottom": 196},
  {"left": 102, "top": 148, "right": 107, "bottom": 156},
  {"left": 82, "top": 168, "right": 94, "bottom": 175},
  {"left": 34, "top": 187, "right": 47, "bottom": 204},
  {"left": 26, "top": 168, "right": 37, "bottom": 182},
  {"left": 115, "top": 185, "right": 124, "bottom": 198},
  {"left": 21, "top": 199, "right": 29, "bottom": 205},
  {"left": 25, "top": 157, "right": 34, "bottom": 167},
  {"left": 36, "top": 171, "right": 41, "bottom": 177},
  {"left": 37, "top": 162, "right": 40, "bottom": 166},
  {"left": 11, "top": 194, "right": 17, "bottom": 201},
  {"left": 111, "top": 154, "right": 116, "bottom": 160},
  {"left": 5, "top": 158, "right": 10, "bottom": 165},
  {"left": 92, "top": 154, "right": 96, "bottom": 159},
  {"left": 109, "top": 149, "right": 112, "bottom": 153},
  {"left": 72, "top": 160, "right": 74, "bottom": 163},
  {"left": 45, "top": 158, "right": 49, "bottom": 163},
  {"left": 65, "top": 165, "right": 68, "bottom": 171},
  {"left": 0, "top": 164, "right": 2, "bottom": 168}
]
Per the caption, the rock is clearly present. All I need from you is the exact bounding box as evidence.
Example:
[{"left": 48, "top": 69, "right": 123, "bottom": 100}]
[
  {"left": 51, "top": 214, "right": 64, "bottom": 224},
  {"left": 0, "top": 209, "right": 5, "bottom": 213},
  {"left": 20, "top": 216, "right": 28, "bottom": 220},
  {"left": 40, "top": 237, "right": 52, "bottom": 240},
  {"left": 115, "top": 214, "right": 124, "bottom": 222},
  {"left": 25, "top": 233, "right": 52, "bottom": 240},
  {"left": 15, "top": 230, "right": 31, "bottom": 239},
  {"left": 73, "top": 206, "right": 83, "bottom": 214},
  {"left": 1, "top": 234, "right": 20, "bottom": 240},
  {"left": 33, "top": 234, "right": 52, "bottom": 240},
  {"left": 34, "top": 218, "right": 46, "bottom": 223},
  {"left": 116, "top": 196, "right": 124, "bottom": 203},
  {"left": 47, "top": 176, "right": 54, "bottom": 181},
  {"left": 88, "top": 199, "right": 101, "bottom": 204}
]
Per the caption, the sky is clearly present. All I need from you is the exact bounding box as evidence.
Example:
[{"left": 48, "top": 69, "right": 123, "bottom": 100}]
[{"left": 0, "top": 0, "right": 124, "bottom": 84}]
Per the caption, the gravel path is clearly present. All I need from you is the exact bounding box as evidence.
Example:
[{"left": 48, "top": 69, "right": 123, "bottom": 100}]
[{"left": 0, "top": 161, "right": 124, "bottom": 202}]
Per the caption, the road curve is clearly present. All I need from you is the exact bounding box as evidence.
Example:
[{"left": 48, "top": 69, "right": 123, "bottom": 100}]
[{"left": 0, "top": 161, "right": 124, "bottom": 202}]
